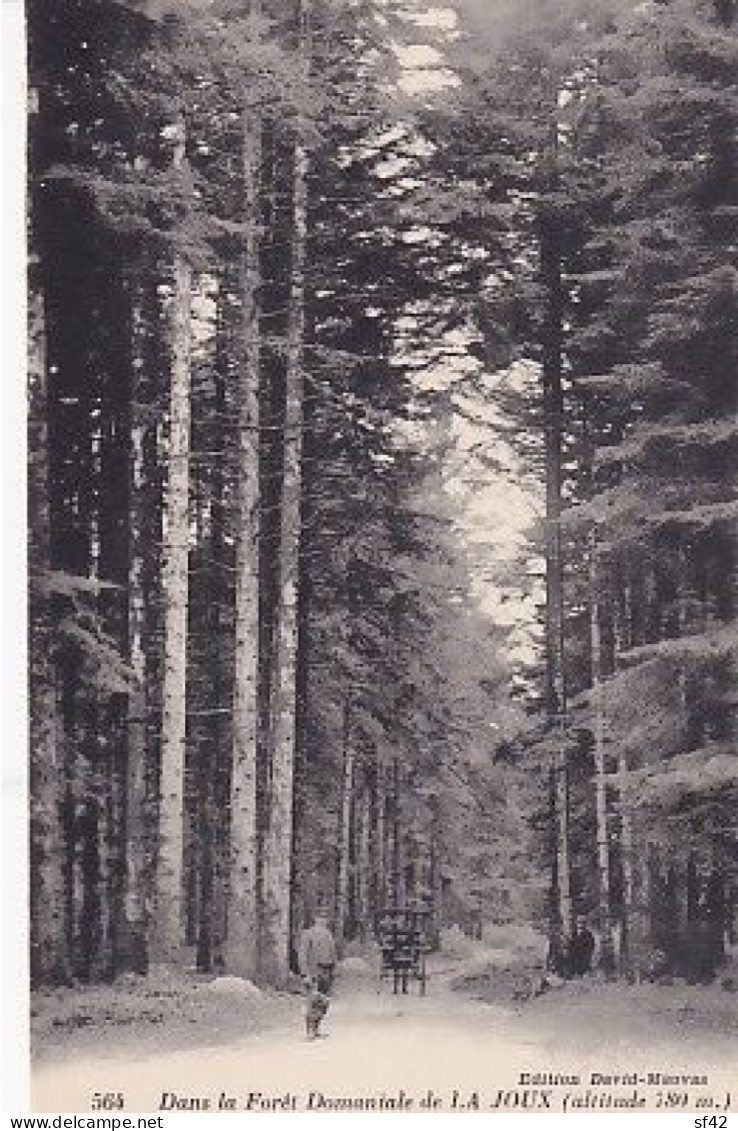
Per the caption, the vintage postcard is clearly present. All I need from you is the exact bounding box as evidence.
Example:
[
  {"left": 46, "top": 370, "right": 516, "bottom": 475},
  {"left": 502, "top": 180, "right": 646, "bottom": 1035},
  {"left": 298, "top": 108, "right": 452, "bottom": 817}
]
[{"left": 18, "top": 0, "right": 738, "bottom": 1117}]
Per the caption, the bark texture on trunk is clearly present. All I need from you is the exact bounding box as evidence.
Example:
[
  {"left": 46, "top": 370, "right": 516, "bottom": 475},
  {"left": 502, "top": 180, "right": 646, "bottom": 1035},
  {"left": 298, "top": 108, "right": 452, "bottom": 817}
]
[
  {"left": 123, "top": 282, "right": 149, "bottom": 972},
  {"left": 540, "top": 187, "right": 572, "bottom": 947},
  {"left": 375, "top": 763, "right": 387, "bottom": 910},
  {"left": 150, "top": 250, "right": 192, "bottom": 966},
  {"left": 429, "top": 798, "right": 443, "bottom": 949},
  {"left": 29, "top": 262, "right": 70, "bottom": 986},
  {"left": 391, "top": 756, "right": 404, "bottom": 908},
  {"left": 225, "top": 76, "right": 262, "bottom": 980},
  {"left": 260, "top": 6, "right": 310, "bottom": 980},
  {"left": 613, "top": 563, "right": 635, "bottom": 973},
  {"left": 589, "top": 538, "right": 615, "bottom": 974},
  {"left": 335, "top": 698, "right": 354, "bottom": 949}
]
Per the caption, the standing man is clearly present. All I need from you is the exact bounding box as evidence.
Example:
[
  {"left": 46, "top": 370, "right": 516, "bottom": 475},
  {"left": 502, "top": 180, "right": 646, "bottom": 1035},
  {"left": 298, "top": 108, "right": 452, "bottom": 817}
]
[
  {"left": 570, "top": 917, "right": 596, "bottom": 976},
  {"left": 298, "top": 912, "right": 337, "bottom": 1039}
]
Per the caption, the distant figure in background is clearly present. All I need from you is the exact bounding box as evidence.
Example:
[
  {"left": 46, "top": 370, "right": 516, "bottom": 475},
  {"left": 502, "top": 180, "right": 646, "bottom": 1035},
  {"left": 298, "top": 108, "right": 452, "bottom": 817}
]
[
  {"left": 298, "top": 913, "right": 337, "bottom": 1040},
  {"left": 545, "top": 923, "right": 571, "bottom": 979},
  {"left": 570, "top": 918, "right": 596, "bottom": 976}
]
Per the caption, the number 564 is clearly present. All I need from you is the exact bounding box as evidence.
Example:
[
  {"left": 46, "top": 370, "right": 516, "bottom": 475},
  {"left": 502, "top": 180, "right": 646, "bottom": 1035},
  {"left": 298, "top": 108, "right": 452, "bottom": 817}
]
[{"left": 91, "top": 1093, "right": 124, "bottom": 1110}]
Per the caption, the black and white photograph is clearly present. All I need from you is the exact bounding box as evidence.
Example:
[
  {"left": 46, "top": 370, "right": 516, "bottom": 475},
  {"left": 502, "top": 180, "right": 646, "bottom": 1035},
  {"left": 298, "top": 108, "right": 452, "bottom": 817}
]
[{"left": 19, "top": 0, "right": 738, "bottom": 1115}]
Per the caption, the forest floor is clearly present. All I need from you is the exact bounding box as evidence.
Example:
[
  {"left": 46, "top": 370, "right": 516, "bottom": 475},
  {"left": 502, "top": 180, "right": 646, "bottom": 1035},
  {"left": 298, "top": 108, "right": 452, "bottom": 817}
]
[
  {"left": 31, "top": 941, "right": 737, "bottom": 1114},
  {"left": 31, "top": 967, "right": 299, "bottom": 1065}
]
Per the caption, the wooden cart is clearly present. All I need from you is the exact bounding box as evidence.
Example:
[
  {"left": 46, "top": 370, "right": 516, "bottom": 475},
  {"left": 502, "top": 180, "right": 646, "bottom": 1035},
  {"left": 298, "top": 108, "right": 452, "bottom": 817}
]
[{"left": 375, "top": 908, "right": 430, "bottom": 995}]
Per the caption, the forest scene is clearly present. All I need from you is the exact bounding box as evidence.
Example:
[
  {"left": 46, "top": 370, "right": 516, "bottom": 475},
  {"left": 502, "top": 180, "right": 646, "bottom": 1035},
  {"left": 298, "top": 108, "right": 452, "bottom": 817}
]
[{"left": 26, "top": 0, "right": 737, "bottom": 1111}]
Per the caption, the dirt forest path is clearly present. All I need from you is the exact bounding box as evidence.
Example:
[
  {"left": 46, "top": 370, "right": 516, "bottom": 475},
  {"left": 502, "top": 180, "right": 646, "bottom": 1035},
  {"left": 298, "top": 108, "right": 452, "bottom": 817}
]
[{"left": 32, "top": 969, "right": 737, "bottom": 1114}]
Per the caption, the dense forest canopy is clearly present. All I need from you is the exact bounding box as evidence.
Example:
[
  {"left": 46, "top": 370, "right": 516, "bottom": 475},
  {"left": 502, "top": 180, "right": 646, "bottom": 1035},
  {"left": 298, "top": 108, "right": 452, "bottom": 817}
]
[{"left": 28, "top": 0, "right": 736, "bottom": 989}]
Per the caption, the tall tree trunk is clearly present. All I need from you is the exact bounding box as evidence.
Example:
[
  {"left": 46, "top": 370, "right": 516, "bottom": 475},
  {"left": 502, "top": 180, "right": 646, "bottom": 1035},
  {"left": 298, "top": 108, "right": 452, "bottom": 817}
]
[
  {"left": 539, "top": 178, "right": 572, "bottom": 952},
  {"left": 197, "top": 283, "right": 230, "bottom": 974},
  {"left": 260, "top": 1, "right": 310, "bottom": 982},
  {"left": 589, "top": 537, "right": 615, "bottom": 974},
  {"left": 384, "top": 770, "right": 395, "bottom": 906},
  {"left": 357, "top": 784, "right": 372, "bottom": 940},
  {"left": 705, "top": 864, "right": 726, "bottom": 974},
  {"left": 375, "top": 762, "right": 387, "bottom": 910},
  {"left": 614, "top": 561, "right": 635, "bottom": 976},
  {"left": 366, "top": 762, "right": 381, "bottom": 930},
  {"left": 28, "top": 257, "right": 70, "bottom": 986},
  {"left": 94, "top": 747, "right": 114, "bottom": 980},
  {"left": 428, "top": 799, "right": 443, "bottom": 949},
  {"left": 391, "top": 756, "right": 404, "bottom": 908},
  {"left": 335, "top": 697, "right": 354, "bottom": 950},
  {"left": 288, "top": 391, "right": 315, "bottom": 957},
  {"left": 225, "top": 52, "right": 263, "bottom": 976},
  {"left": 623, "top": 556, "right": 657, "bottom": 979},
  {"left": 150, "top": 122, "right": 192, "bottom": 963},
  {"left": 95, "top": 260, "right": 134, "bottom": 981},
  {"left": 676, "top": 538, "right": 690, "bottom": 739},
  {"left": 349, "top": 779, "right": 370, "bottom": 942},
  {"left": 685, "top": 851, "right": 704, "bottom": 980},
  {"left": 122, "top": 280, "right": 149, "bottom": 972}
]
